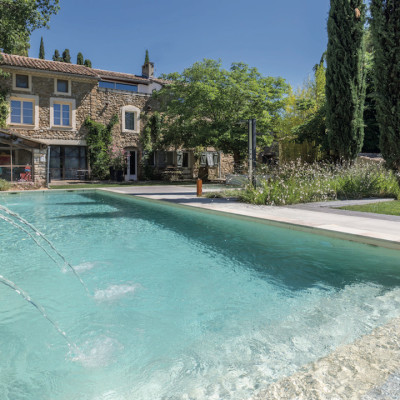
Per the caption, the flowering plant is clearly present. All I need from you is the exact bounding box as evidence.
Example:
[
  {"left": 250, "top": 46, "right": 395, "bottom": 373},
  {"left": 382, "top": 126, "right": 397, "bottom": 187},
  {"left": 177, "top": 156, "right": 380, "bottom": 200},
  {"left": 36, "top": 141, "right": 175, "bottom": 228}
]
[{"left": 108, "top": 145, "right": 127, "bottom": 170}]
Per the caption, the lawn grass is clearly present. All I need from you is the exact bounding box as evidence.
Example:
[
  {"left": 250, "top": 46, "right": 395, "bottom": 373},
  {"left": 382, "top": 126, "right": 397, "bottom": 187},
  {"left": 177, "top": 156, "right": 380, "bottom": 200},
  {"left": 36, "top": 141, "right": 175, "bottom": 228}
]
[{"left": 340, "top": 200, "right": 400, "bottom": 216}]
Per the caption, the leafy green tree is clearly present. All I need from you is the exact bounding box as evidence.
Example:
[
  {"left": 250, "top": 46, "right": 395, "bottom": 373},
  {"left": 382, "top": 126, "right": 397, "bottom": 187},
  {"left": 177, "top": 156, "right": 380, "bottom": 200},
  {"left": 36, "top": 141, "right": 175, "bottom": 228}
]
[
  {"left": 62, "top": 49, "right": 71, "bottom": 63},
  {"left": 295, "top": 104, "right": 329, "bottom": 152},
  {"left": 52, "top": 49, "right": 61, "bottom": 61},
  {"left": 0, "top": 1, "right": 58, "bottom": 127},
  {"left": 326, "top": 0, "right": 367, "bottom": 161},
  {"left": 39, "top": 36, "right": 45, "bottom": 59},
  {"left": 278, "top": 58, "right": 326, "bottom": 140},
  {"left": 0, "top": 0, "right": 59, "bottom": 55},
  {"left": 76, "top": 52, "right": 84, "bottom": 65},
  {"left": 84, "top": 59, "right": 92, "bottom": 68},
  {"left": 370, "top": 0, "right": 400, "bottom": 169},
  {"left": 145, "top": 49, "right": 150, "bottom": 64},
  {"left": 154, "top": 59, "right": 288, "bottom": 161}
]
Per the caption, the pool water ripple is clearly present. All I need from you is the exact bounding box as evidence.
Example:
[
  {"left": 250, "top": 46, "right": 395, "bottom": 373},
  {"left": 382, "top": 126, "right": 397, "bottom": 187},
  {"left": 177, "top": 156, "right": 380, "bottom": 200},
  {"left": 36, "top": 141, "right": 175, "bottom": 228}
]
[{"left": 0, "top": 190, "right": 399, "bottom": 400}]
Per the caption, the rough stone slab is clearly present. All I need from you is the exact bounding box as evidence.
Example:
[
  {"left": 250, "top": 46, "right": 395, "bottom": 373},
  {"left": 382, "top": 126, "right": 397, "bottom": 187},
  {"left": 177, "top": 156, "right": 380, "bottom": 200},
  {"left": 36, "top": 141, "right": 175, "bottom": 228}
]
[{"left": 253, "top": 318, "right": 400, "bottom": 400}]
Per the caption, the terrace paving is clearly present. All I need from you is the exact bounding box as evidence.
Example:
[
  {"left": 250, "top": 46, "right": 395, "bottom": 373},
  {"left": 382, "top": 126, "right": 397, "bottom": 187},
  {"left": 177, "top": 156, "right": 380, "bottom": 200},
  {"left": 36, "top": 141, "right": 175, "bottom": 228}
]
[{"left": 101, "top": 184, "right": 400, "bottom": 399}]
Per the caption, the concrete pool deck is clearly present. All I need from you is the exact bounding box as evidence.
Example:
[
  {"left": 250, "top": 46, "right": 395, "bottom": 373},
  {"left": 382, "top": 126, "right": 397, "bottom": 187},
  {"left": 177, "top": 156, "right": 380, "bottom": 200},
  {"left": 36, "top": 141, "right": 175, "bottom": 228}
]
[
  {"left": 100, "top": 185, "right": 400, "bottom": 250},
  {"left": 100, "top": 184, "right": 400, "bottom": 399}
]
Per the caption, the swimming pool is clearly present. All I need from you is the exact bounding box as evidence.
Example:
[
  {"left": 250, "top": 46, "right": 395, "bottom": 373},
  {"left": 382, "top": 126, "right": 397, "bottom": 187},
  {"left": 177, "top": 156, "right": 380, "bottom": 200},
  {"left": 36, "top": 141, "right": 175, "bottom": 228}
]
[{"left": 0, "top": 190, "right": 399, "bottom": 400}]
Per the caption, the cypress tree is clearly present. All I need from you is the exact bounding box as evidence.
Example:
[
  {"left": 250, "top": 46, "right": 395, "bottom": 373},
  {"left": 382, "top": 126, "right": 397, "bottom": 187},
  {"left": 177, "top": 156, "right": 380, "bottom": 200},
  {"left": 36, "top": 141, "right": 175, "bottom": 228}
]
[
  {"left": 145, "top": 49, "right": 150, "bottom": 64},
  {"left": 77, "top": 52, "right": 84, "bottom": 65},
  {"left": 84, "top": 59, "right": 92, "bottom": 68},
  {"left": 62, "top": 49, "right": 71, "bottom": 63},
  {"left": 52, "top": 49, "right": 61, "bottom": 61},
  {"left": 370, "top": 0, "right": 400, "bottom": 169},
  {"left": 39, "top": 37, "right": 45, "bottom": 59},
  {"left": 326, "top": 0, "right": 367, "bottom": 160},
  {"left": 362, "top": 30, "right": 380, "bottom": 152}
]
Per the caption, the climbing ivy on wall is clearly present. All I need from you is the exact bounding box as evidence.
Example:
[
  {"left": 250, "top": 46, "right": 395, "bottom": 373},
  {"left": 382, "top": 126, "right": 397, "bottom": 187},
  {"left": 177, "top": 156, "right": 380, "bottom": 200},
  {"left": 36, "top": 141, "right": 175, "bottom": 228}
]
[
  {"left": 0, "top": 63, "right": 9, "bottom": 128},
  {"left": 139, "top": 111, "right": 162, "bottom": 158},
  {"left": 84, "top": 114, "right": 118, "bottom": 179}
]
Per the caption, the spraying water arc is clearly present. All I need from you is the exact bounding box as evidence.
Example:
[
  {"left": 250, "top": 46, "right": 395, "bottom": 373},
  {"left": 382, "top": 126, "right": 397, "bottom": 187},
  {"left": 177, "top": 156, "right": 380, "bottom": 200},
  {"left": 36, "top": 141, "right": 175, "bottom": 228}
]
[
  {"left": 0, "top": 274, "right": 76, "bottom": 350},
  {"left": 0, "top": 205, "right": 90, "bottom": 295}
]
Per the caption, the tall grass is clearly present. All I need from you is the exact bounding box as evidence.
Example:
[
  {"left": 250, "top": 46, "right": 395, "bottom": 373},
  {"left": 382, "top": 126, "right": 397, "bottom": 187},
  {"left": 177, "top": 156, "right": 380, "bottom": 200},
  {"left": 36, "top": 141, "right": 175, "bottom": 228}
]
[{"left": 240, "top": 160, "right": 400, "bottom": 205}]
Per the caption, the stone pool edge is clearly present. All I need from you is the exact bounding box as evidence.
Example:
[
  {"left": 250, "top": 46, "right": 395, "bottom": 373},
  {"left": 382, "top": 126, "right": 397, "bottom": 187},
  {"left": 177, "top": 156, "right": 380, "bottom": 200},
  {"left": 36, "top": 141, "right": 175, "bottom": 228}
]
[{"left": 99, "top": 187, "right": 400, "bottom": 251}]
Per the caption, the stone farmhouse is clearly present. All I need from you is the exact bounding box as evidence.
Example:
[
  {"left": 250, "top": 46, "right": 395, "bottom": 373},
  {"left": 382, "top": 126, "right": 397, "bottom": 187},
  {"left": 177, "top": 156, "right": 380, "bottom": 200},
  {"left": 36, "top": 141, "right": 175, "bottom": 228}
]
[{"left": 0, "top": 53, "right": 232, "bottom": 185}]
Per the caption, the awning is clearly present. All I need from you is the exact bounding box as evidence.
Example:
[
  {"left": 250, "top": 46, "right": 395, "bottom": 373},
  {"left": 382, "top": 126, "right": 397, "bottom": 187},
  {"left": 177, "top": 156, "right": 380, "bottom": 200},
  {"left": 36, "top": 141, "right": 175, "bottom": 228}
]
[{"left": 0, "top": 129, "right": 47, "bottom": 150}]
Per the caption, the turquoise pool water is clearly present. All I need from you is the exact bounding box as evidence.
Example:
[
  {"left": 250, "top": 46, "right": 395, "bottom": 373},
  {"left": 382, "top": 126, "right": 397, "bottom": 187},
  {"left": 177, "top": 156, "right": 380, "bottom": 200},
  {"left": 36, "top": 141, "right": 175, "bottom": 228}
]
[{"left": 0, "top": 190, "right": 400, "bottom": 400}]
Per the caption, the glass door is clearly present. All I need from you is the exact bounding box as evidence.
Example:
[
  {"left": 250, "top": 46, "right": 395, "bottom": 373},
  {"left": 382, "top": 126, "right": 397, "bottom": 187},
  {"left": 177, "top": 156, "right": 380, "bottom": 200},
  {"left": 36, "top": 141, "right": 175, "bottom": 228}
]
[{"left": 126, "top": 150, "right": 137, "bottom": 181}]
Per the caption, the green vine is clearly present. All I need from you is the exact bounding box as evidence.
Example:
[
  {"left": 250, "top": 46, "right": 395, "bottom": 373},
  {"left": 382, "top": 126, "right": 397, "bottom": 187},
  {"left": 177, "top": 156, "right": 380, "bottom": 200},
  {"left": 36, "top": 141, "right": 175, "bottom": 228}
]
[
  {"left": 139, "top": 112, "right": 162, "bottom": 159},
  {"left": 84, "top": 114, "right": 118, "bottom": 179},
  {"left": 0, "top": 64, "right": 10, "bottom": 128}
]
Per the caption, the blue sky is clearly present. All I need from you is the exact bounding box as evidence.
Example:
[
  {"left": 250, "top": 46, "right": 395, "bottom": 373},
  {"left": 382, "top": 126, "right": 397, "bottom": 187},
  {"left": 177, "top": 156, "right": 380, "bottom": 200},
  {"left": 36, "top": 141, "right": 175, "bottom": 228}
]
[{"left": 29, "top": 0, "right": 330, "bottom": 88}]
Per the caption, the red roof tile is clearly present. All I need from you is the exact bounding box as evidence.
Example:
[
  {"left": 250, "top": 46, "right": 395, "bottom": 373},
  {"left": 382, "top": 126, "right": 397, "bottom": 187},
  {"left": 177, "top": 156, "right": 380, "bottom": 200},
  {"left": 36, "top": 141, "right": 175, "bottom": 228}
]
[
  {"left": 0, "top": 53, "right": 168, "bottom": 86},
  {"left": 0, "top": 53, "right": 98, "bottom": 77}
]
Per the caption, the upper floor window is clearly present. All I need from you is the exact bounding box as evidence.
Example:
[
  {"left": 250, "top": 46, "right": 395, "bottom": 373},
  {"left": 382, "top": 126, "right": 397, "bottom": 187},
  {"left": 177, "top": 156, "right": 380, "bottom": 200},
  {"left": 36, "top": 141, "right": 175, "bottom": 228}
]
[
  {"left": 54, "top": 103, "right": 71, "bottom": 127},
  {"left": 12, "top": 74, "right": 32, "bottom": 92},
  {"left": 121, "top": 105, "right": 140, "bottom": 133},
  {"left": 50, "top": 98, "right": 76, "bottom": 130},
  {"left": 125, "top": 112, "right": 135, "bottom": 131},
  {"left": 54, "top": 78, "right": 71, "bottom": 96},
  {"left": 10, "top": 99, "right": 34, "bottom": 125},
  {"left": 99, "top": 81, "right": 138, "bottom": 92}
]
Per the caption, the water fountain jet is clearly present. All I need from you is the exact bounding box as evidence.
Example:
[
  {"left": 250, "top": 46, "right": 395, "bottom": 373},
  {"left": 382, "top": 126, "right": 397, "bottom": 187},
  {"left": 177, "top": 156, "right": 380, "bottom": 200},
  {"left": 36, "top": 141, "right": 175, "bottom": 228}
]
[{"left": 0, "top": 206, "right": 90, "bottom": 295}]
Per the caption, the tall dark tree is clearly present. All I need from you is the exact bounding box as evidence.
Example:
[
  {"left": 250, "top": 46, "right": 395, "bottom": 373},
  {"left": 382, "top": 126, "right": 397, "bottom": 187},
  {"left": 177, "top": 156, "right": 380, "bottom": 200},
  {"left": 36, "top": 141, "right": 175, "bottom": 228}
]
[
  {"left": 62, "top": 49, "right": 71, "bottom": 63},
  {"left": 326, "top": 0, "right": 367, "bottom": 160},
  {"left": 145, "top": 49, "right": 150, "bottom": 63},
  {"left": 52, "top": 49, "right": 61, "bottom": 61},
  {"left": 370, "top": 0, "right": 400, "bottom": 169},
  {"left": 84, "top": 59, "right": 92, "bottom": 68},
  {"left": 39, "top": 36, "right": 45, "bottom": 59},
  {"left": 362, "top": 30, "right": 380, "bottom": 153},
  {"left": 76, "top": 52, "right": 84, "bottom": 65}
]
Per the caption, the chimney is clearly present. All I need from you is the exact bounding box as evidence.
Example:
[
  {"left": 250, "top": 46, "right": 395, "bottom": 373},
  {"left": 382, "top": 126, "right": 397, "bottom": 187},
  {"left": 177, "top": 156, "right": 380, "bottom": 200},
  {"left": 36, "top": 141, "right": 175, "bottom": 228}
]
[{"left": 142, "top": 61, "right": 154, "bottom": 78}]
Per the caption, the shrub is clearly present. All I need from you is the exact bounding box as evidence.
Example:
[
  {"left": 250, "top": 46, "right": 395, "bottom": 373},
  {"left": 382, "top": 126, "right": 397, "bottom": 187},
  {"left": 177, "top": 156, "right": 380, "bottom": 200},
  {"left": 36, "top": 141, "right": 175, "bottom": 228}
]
[
  {"left": 240, "top": 159, "right": 400, "bottom": 205},
  {"left": 0, "top": 179, "right": 10, "bottom": 191}
]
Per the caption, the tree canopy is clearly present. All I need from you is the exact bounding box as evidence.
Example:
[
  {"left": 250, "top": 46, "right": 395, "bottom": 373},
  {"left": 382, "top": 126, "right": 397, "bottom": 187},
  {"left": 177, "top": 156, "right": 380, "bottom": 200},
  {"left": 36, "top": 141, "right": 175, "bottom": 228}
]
[
  {"left": 154, "top": 59, "right": 288, "bottom": 159},
  {"left": 62, "top": 48, "right": 71, "bottom": 63},
  {"left": 77, "top": 52, "right": 84, "bottom": 65},
  {"left": 0, "top": 0, "right": 59, "bottom": 55},
  {"left": 52, "top": 49, "right": 61, "bottom": 61},
  {"left": 39, "top": 36, "right": 45, "bottom": 59}
]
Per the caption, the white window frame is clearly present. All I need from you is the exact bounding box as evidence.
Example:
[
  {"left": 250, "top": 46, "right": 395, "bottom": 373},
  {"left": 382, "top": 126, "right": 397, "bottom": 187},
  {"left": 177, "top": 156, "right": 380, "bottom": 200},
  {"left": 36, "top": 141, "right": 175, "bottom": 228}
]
[
  {"left": 54, "top": 78, "right": 72, "bottom": 96},
  {"left": 12, "top": 73, "right": 32, "bottom": 92},
  {"left": 7, "top": 94, "right": 39, "bottom": 129},
  {"left": 50, "top": 97, "right": 76, "bottom": 130},
  {"left": 121, "top": 105, "right": 140, "bottom": 133}
]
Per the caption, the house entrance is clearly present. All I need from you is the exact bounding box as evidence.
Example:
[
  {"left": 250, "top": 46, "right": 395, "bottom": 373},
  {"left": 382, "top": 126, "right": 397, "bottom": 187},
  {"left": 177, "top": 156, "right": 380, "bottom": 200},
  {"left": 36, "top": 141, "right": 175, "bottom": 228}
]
[{"left": 125, "top": 150, "right": 137, "bottom": 181}]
